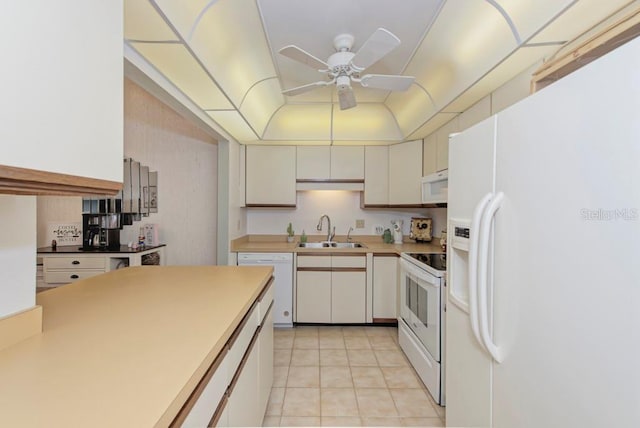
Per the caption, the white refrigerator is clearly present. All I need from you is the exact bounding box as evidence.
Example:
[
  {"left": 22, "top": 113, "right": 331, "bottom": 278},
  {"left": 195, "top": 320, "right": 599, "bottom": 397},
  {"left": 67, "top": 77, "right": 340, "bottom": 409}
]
[{"left": 446, "top": 36, "right": 640, "bottom": 427}]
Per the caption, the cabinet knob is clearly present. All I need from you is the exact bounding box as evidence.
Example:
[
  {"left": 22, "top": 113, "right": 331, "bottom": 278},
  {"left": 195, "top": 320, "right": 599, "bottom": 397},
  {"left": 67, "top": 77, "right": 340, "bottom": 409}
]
[
  {"left": 72, "top": 260, "right": 80, "bottom": 265},
  {"left": 70, "top": 274, "right": 79, "bottom": 279}
]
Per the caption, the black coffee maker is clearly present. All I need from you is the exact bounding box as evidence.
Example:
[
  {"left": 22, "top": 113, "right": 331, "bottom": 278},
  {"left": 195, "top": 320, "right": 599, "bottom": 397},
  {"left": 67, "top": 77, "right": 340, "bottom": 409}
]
[{"left": 82, "top": 214, "right": 121, "bottom": 250}]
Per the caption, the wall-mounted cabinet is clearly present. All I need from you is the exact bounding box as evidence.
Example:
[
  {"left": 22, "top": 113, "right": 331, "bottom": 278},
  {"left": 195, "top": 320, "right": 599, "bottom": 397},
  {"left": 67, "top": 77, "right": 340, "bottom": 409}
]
[
  {"left": 297, "top": 147, "right": 330, "bottom": 180},
  {"left": 296, "top": 146, "right": 364, "bottom": 181},
  {"left": 424, "top": 118, "right": 459, "bottom": 175},
  {"left": 388, "top": 140, "right": 423, "bottom": 206},
  {"left": 246, "top": 145, "right": 296, "bottom": 207},
  {"left": 363, "top": 146, "right": 389, "bottom": 207},
  {"left": 0, "top": 1, "right": 122, "bottom": 196},
  {"left": 330, "top": 146, "right": 364, "bottom": 180}
]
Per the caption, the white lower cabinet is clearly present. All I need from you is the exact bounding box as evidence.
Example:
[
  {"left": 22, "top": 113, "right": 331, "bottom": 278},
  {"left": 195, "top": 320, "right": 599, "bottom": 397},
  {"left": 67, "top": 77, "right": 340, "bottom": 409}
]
[
  {"left": 331, "top": 271, "right": 366, "bottom": 323},
  {"left": 258, "top": 309, "right": 274, "bottom": 418},
  {"left": 296, "top": 255, "right": 366, "bottom": 324},
  {"left": 296, "top": 271, "right": 332, "bottom": 323},
  {"left": 174, "top": 281, "right": 273, "bottom": 428},
  {"left": 372, "top": 255, "right": 399, "bottom": 320},
  {"left": 227, "top": 334, "right": 260, "bottom": 427}
]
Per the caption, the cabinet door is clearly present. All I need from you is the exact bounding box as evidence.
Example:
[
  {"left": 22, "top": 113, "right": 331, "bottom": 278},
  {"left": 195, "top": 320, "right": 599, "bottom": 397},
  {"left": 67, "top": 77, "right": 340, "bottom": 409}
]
[
  {"left": 372, "top": 256, "right": 398, "bottom": 320},
  {"left": 246, "top": 146, "right": 296, "bottom": 206},
  {"left": 0, "top": 1, "right": 123, "bottom": 195},
  {"left": 364, "top": 146, "right": 389, "bottom": 206},
  {"left": 258, "top": 309, "right": 274, "bottom": 418},
  {"left": 423, "top": 135, "right": 437, "bottom": 176},
  {"left": 227, "top": 334, "right": 260, "bottom": 427},
  {"left": 331, "top": 271, "right": 366, "bottom": 323},
  {"left": 296, "top": 271, "right": 331, "bottom": 323},
  {"left": 388, "top": 140, "right": 423, "bottom": 205},
  {"left": 330, "top": 146, "right": 364, "bottom": 180},
  {"left": 296, "top": 146, "right": 330, "bottom": 180},
  {"left": 436, "top": 136, "right": 449, "bottom": 172}
]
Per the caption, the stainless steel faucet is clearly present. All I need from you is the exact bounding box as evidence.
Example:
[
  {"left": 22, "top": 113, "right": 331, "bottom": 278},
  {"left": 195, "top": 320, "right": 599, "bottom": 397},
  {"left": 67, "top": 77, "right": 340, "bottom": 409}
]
[
  {"left": 317, "top": 214, "right": 335, "bottom": 242},
  {"left": 347, "top": 227, "right": 354, "bottom": 242}
]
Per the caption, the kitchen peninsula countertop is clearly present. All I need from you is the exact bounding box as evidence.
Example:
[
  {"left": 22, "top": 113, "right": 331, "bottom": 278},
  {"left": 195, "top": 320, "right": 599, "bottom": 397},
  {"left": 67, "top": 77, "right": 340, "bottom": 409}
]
[
  {"left": 0, "top": 265, "right": 273, "bottom": 427},
  {"left": 231, "top": 234, "right": 444, "bottom": 254}
]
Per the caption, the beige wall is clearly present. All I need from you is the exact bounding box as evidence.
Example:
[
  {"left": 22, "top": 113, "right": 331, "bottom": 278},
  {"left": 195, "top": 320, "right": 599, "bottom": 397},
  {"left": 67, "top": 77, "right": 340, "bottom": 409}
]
[
  {"left": 122, "top": 78, "right": 218, "bottom": 265},
  {"left": 37, "top": 79, "right": 219, "bottom": 266}
]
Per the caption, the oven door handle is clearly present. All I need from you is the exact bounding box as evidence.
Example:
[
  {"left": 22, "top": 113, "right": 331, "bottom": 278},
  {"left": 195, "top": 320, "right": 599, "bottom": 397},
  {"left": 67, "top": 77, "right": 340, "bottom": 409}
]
[
  {"left": 477, "top": 192, "right": 504, "bottom": 363},
  {"left": 399, "top": 259, "right": 441, "bottom": 288},
  {"left": 468, "top": 193, "right": 493, "bottom": 352}
]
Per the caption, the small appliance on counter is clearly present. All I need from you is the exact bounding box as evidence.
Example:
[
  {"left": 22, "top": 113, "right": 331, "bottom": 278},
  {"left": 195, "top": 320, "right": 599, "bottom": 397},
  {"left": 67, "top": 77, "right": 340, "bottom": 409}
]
[
  {"left": 82, "top": 213, "right": 121, "bottom": 250},
  {"left": 410, "top": 217, "right": 433, "bottom": 242}
]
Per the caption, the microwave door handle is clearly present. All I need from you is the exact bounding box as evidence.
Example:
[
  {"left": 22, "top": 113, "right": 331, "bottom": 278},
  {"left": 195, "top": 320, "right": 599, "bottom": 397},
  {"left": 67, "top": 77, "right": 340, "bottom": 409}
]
[
  {"left": 469, "top": 193, "right": 493, "bottom": 351},
  {"left": 478, "top": 192, "right": 504, "bottom": 363}
]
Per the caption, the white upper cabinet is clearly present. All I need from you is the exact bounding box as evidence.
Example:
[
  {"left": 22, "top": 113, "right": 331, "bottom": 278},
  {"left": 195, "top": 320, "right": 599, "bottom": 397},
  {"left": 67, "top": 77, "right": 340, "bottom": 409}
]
[
  {"left": 364, "top": 146, "right": 389, "bottom": 206},
  {"left": 423, "top": 135, "right": 438, "bottom": 176},
  {"left": 330, "top": 146, "right": 364, "bottom": 180},
  {"left": 296, "top": 146, "right": 364, "bottom": 180},
  {"left": 0, "top": 1, "right": 123, "bottom": 195},
  {"left": 296, "top": 146, "right": 330, "bottom": 180},
  {"left": 388, "top": 140, "right": 423, "bottom": 205},
  {"left": 246, "top": 145, "right": 296, "bottom": 206}
]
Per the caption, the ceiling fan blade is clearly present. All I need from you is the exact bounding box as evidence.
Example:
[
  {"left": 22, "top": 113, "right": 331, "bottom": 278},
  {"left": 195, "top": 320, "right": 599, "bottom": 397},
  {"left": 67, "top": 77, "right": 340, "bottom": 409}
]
[
  {"left": 337, "top": 85, "right": 357, "bottom": 110},
  {"left": 278, "top": 45, "right": 329, "bottom": 70},
  {"left": 350, "top": 28, "right": 401, "bottom": 71},
  {"left": 282, "top": 81, "right": 329, "bottom": 96},
  {"left": 359, "top": 74, "right": 414, "bottom": 91}
]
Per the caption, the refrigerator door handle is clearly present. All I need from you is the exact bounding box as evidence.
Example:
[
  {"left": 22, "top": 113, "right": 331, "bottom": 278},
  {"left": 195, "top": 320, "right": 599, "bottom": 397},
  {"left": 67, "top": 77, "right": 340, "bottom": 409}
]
[
  {"left": 468, "top": 193, "right": 493, "bottom": 351},
  {"left": 478, "top": 192, "right": 504, "bottom": 363}
]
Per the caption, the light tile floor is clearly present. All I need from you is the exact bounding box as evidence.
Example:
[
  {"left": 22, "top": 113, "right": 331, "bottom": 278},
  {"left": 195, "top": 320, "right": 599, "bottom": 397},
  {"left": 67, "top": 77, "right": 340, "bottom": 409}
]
[{"left": 263, "top": 325, "right": 445, "bottom": 427}]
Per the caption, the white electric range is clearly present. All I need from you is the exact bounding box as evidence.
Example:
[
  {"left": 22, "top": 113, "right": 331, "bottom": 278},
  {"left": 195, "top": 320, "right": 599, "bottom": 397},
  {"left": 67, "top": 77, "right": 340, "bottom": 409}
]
[{"left": 398, "top": 252, "right": 446, "bottom": 406}]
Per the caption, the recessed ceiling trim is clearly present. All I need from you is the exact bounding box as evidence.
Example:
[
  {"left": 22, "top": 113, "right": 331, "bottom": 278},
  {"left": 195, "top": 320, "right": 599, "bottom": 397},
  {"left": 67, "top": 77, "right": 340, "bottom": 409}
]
[
  {"left": 485, "top": 0, "right": 522, "bottom": 45},
  {"left": 148, "top": 0, "right": 262, "bottom": 142},
  {"left": 125, "top": 39, "right": 182, "bottom": 44},
  {"left": 406, "top": 0, "right": 584, "bottom": 140},
  {"left": 524, "top": 41, "right": 567, "bottom": 47},
  {"left": 187, "top": 0, "right": 220, "bottom": 41},
  {"left": 255, "top": 0, "right": 288, "bottom": 98},
  {"left": 412, "top": 81, "right": 438, "bottom": 110},
  {"left": 330, "top": 103, "right": 334, "bottom": 144},
  {"left": 383, "top": 0, "right": 447, "bottom": 104},
  {"left": 380, "top": 102, "right": 405, "bottom": 142},
  {"left": 124, "top": 45, "right": 231, "bottom": 142},
  {"left": 239, "top": 76, "right": 280, "bottom": 108},
  {"left": 260, "top": 103, "right": 287, "bottom": 140}
]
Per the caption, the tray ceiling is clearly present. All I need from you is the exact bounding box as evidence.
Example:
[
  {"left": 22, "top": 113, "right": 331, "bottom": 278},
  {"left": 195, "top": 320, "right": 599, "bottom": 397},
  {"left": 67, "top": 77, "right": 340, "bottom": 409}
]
[{"left": 124, "top": 0, "right": 635, "bottom": 145}]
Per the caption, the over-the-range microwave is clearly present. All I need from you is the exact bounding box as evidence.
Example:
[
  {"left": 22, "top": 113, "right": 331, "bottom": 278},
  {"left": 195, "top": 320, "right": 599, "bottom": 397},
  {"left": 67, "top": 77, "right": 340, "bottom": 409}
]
[{"left": 421, "top": 170, "right": 448, "bottom": 204}]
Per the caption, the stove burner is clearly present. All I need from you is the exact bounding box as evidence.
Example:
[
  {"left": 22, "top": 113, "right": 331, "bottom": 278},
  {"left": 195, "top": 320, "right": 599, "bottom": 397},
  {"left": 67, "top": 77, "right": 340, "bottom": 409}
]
[{"left": 406, "top": 253, "right": 446, "bottom": 271}]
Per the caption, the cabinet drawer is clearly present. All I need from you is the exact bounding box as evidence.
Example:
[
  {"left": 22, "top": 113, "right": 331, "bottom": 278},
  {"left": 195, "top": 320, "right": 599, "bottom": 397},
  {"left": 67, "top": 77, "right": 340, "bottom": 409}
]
[
  {"left": 227, "top": 305, "right": 259, "bottom": 381},
  {"left": 332, "top": 256, "right": 366, "bottom": 268},
  {"left": 297, "top": 255, "right": 331, "bottom": 268},
  {"left": 44, "top": 270, "right": 104, "bottom": 284},
  {"left": 258, "top": 280, "right": 274, "bottom": 324},
  {"left": 179, "top": 349, "right": 229, "bottom": 428},
  {"left": 45, "top": 257, "right": 106, "bottom": 270}
]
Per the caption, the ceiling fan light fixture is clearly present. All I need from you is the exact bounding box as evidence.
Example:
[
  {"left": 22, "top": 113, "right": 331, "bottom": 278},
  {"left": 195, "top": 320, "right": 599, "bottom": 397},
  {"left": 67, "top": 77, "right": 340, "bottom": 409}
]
[
  {"left": 336, "top": 75, "right": 351, "bottom": 91},
  {"left": 337, "top": 85, "right": 356, "bottom": 110}
]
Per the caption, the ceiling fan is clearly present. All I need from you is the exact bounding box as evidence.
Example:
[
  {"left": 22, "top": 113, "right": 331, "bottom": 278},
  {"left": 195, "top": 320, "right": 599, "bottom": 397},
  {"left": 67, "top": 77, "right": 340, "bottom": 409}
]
[{"left": 279, "top": 28, "right": 415, "bottom": 110}]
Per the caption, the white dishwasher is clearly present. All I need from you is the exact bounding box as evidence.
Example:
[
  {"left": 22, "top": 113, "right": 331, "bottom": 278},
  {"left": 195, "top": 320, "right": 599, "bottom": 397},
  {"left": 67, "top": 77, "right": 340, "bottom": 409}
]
[{"left": 238, "top": 253, "right": 293, "bottom": 327}]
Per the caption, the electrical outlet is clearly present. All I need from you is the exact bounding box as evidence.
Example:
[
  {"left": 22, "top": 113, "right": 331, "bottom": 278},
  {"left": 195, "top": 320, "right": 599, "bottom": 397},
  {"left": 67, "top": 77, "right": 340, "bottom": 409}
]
[{"left": 355, "top": 219, "right": 365, "bottom": 229}]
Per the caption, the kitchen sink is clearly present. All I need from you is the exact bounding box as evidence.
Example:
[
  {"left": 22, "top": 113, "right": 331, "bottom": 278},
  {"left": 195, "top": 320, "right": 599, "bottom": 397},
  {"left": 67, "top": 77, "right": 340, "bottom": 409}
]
[{"left": 298, "top": 242, "right": 366, "bottom": 249}]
